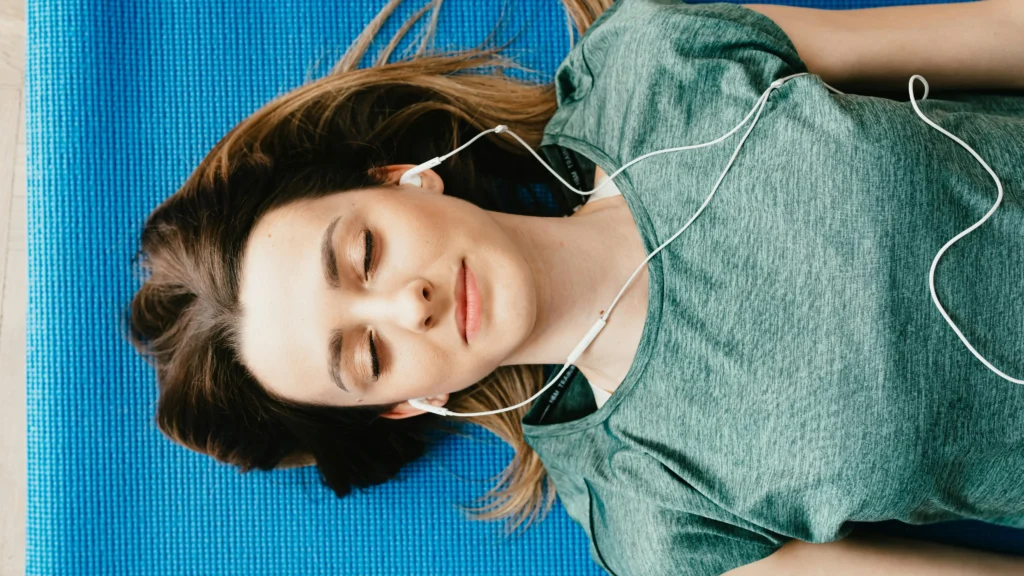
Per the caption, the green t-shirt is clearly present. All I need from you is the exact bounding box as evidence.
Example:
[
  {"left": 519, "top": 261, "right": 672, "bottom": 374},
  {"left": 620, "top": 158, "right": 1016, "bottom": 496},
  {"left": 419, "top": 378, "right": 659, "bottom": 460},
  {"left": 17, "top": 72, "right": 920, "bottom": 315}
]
[{"left": 522, "top": 1, "right": 1024, "bottom": 574}]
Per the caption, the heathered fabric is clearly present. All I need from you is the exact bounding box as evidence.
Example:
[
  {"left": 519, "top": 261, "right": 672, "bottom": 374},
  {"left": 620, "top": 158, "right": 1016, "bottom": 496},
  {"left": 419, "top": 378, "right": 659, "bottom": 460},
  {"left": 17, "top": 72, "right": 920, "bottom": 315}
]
[{"left": 520, "top": 1, "right": 1024, "bottom": 574}]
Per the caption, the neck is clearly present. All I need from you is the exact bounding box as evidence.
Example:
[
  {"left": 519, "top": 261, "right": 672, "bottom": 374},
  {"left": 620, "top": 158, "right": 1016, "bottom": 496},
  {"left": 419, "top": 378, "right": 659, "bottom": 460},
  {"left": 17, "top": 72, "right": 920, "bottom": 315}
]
[{"left": 491, "top": 204, "right": 647, "bottom": 386}]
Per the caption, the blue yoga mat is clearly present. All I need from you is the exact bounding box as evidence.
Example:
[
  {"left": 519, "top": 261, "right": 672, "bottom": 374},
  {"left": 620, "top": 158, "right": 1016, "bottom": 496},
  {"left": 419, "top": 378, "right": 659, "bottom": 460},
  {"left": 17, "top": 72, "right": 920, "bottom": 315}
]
[{"left": 27, "top": 0, "right": 1019, "bottom": 574}]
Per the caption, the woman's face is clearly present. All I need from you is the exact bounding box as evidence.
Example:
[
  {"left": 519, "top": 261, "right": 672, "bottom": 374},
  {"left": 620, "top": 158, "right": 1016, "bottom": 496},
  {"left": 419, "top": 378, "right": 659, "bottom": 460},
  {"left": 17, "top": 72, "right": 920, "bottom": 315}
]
[{"left": 237, "top": 165, "right": 537, "bottom": 417}]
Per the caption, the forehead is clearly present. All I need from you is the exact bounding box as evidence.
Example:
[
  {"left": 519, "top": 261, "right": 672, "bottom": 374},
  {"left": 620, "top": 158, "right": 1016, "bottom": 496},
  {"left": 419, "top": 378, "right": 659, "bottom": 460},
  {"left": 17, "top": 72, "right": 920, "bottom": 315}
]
[
  {"left": 237, "top": 191, "right": 368, "bottom": 401},
  {"left": 254, "top": 191, "right": 356, "bottom": 236}
]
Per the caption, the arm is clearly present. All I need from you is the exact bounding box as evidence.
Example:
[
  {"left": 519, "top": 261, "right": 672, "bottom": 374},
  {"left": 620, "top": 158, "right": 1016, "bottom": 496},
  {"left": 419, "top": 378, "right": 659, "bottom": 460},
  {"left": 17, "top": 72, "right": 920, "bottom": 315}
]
[
  {"left": 743, "top": 0, "right": 1024, "bottom": 95},
  {"left": 724, "top": 530, "right": 1024, "bottom": 576}
]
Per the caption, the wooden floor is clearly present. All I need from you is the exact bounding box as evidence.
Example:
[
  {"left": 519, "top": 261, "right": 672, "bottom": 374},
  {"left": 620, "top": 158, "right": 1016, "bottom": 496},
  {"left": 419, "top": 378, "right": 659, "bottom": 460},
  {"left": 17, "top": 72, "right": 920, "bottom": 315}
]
[{"left": 0, "top": 0, "right": 25, "bottom": 574}]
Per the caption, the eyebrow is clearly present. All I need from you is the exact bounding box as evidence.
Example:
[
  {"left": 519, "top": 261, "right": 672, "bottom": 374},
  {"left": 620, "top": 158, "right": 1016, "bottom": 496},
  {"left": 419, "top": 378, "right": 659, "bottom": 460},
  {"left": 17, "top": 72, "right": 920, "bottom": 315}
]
[
  {"left": 322, "top": 215, "right": 343, "bottom": 290},
  {"left": 328, "top": 328, "right": 350, "bottom": 393},
  {"left": 322, "top": 215, "right": 351, "bottom": 392}
]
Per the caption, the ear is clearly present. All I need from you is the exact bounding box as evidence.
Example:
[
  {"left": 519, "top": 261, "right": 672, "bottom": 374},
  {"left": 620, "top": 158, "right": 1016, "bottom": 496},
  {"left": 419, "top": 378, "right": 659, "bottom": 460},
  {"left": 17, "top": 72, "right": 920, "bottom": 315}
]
[
  {"left": 379, "top": 393, "right": 451, "bottom": 420},
  {"left": 376, "top": 164, "right": 444, "bottom": 194}
]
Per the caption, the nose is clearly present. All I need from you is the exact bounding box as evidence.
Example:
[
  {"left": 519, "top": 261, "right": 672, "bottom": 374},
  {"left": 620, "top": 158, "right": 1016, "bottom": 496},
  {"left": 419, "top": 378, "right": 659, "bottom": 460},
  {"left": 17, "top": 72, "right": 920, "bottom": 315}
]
[{"left": 356, "top": 278, "right": 438, "bottom": 333}]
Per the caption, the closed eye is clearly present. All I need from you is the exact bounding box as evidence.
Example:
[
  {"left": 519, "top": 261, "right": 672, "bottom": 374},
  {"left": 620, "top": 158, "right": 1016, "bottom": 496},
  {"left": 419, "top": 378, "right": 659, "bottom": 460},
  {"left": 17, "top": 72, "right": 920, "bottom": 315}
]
[
  {"left": 363, "top": 229, "right": 374, "bottom": 280},
  {"left": 362, "top": 229, "right": 381, "bottom": 381},
  {"left": 369, "top": 331, "right": 380, "bottom": 381}
]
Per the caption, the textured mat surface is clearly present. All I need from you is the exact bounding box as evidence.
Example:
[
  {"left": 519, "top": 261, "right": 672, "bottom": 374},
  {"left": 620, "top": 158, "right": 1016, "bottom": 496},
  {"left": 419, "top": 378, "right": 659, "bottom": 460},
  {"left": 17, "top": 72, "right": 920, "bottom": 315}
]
[{"left": 27, "top": 0, "right": 1017, "bottom": 574}]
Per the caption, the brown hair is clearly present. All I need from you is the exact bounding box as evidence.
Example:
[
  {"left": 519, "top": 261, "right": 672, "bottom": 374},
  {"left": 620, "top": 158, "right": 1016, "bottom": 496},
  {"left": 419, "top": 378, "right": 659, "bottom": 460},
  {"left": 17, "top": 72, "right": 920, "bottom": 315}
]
[{"left": 124, "top": 0, "right": 613, "bottom": 536}]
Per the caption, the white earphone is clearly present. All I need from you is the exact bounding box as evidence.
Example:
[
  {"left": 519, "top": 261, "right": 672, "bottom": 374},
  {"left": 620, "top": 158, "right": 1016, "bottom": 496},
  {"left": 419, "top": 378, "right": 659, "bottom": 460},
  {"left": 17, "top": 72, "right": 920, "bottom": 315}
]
[
  {"left": 399, "top": 171, "right": 423, "bottom": 187},
  {"left": 404, "top": 73, "right": 1021, "bottom": 418},
  {"left": 399, "top": 157, "right": 442, "bottom": 187}
]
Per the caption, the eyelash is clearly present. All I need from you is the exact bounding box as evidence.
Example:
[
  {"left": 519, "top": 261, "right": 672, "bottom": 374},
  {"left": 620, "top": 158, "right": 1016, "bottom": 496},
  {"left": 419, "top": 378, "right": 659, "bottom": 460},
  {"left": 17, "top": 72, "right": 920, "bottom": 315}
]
[
  {"left": 363, "top": 229, "right": 375, "bottom": 281},
  {"left": 369, "top": 330, "right": 381, "bottom": 382},
  {"left": 363, "top": 229, "right": 381, "bottom": 381}
]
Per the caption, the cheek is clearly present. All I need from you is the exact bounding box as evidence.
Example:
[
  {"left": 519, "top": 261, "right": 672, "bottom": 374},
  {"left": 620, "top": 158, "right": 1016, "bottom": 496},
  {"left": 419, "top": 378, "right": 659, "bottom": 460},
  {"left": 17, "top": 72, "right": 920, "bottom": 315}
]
[
  {"left": 422, "top": 339, "right": 458, "bottom": 374},
  {"left": 382, "top": 203, "right": 448, "bottom": 257},
  {"left": 385, "top": 339, "right": 460, "bottom": 394},
  {"left": 418, "top": 209, "right": 459, "bottom": 252}
]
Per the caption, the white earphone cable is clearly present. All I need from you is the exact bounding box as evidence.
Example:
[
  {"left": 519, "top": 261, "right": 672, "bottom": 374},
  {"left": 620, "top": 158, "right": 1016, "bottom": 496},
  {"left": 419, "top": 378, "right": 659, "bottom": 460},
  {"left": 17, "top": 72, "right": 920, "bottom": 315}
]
[
  {"left": 416, "top": 73, "right": 814, "bottom": 417},
  {"left": 411, "top": 72, "right": 1021, "bottom": 418},
  {"left": 907, "top": 75, "right": 1023, "bottom": 385}
]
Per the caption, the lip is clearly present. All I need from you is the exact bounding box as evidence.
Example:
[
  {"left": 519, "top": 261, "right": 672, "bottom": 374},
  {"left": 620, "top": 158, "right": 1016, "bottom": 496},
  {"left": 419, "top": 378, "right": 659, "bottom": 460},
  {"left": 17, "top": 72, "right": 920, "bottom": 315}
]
[
  {"left": 464, "top": 262, "right": 481, "bottom": 342},
  {"left": 455, "top": 260, "right": 467, "bottom": 344}
]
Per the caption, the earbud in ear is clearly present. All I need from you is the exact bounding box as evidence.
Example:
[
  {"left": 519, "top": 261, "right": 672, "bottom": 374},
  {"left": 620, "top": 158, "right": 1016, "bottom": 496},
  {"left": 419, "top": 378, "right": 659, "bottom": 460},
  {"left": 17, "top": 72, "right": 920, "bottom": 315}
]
[
  {"left": 399, "top": 170, "right": 423, "bottom": 187},
  {"left": 398, "top": 158, "right": 442, "bottom": 188},
  {"left": 409, "top": 397, "right": 450, "bottom": 416}
]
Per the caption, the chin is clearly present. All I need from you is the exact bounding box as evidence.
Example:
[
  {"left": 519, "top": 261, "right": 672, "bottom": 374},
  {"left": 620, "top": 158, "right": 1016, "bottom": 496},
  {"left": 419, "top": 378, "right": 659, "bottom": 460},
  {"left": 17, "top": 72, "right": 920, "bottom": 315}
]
[
  {"left": 484, "top": 260, "right": 537, "bottom": 362},
  {"left": 466, "top": 220, "right": 538, "bottom": 360}
]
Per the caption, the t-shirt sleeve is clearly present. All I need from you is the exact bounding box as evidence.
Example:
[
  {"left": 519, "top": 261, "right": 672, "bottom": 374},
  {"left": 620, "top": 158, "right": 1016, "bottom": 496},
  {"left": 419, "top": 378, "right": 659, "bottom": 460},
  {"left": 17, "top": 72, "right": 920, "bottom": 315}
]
[
  {"left": 671, "top": 1, "right": 806, "bottom": 70},
  {"left": 543, "top": 0, "right": 811, "bottom": 171},
  {"left": 581, "top": 480, "right": 790, "bottom": 576},
  {"left": 570, "top": 0, "right": 808, "bottom": 91},
  {"left": 628, "top": 0, "right": 806, "bottom": 80}
]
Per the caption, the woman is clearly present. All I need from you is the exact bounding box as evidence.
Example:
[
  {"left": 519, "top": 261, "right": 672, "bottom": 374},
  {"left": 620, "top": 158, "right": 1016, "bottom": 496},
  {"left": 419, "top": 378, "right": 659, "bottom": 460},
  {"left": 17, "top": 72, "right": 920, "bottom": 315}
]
[{"left": 126, "top": 0, "right": 1024, "bottom": 574}]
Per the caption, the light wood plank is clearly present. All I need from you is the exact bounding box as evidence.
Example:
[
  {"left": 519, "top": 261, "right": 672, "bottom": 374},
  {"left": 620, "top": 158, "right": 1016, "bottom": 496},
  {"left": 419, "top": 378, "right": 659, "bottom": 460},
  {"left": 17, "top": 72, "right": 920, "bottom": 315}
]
[
  {"left": 11, "top": 140, "right": 20, "bottom": 199},
  {"left": 0, "top": 0, "right": 24, "bottom": 23},
  {"left": 6, "top": 194, "right": 22, "bottom": 250},
  {"left": 0, "top": 1, "right": 24, "bottom": 573},
  {"left": 0, "top": 239, "right": 25, "bottom": 576},
  {"left": 14, "top": 83, "right": 22, "bottom": 198},
  {"left": 0, "top": 88, "right": 18, "bottom": 334},
  {"left": 0, "top": 87, "right": 18, "bottom": 317},
  {"left": 0, "top": 0, "right": 24, "bottom": 88},
  {"left": 0, "top": 87, "right": 25, "bottom": 569}
]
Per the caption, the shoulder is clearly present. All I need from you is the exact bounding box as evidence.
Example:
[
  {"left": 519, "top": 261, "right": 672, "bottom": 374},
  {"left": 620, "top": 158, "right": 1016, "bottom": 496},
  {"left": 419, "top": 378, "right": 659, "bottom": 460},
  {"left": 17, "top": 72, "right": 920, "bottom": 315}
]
[
  {"left": 583, "top": 0, "right": 802, "bottom": 59},
  {"left": 586, "top": 499, "right": 788, "bottom": 576},
  {"left": 554, "top": 0, "right": 807, "bottom": 116}
]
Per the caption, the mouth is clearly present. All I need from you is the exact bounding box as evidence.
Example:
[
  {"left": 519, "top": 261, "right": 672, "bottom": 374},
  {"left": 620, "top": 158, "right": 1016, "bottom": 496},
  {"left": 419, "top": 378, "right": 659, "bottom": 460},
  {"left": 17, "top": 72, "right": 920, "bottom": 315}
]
[
  {"left": 455, "top": 259, "right": 467, "bottom": 344},
  {"left": 464, "top": 261, "right": 480, "bottom": 342}
]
